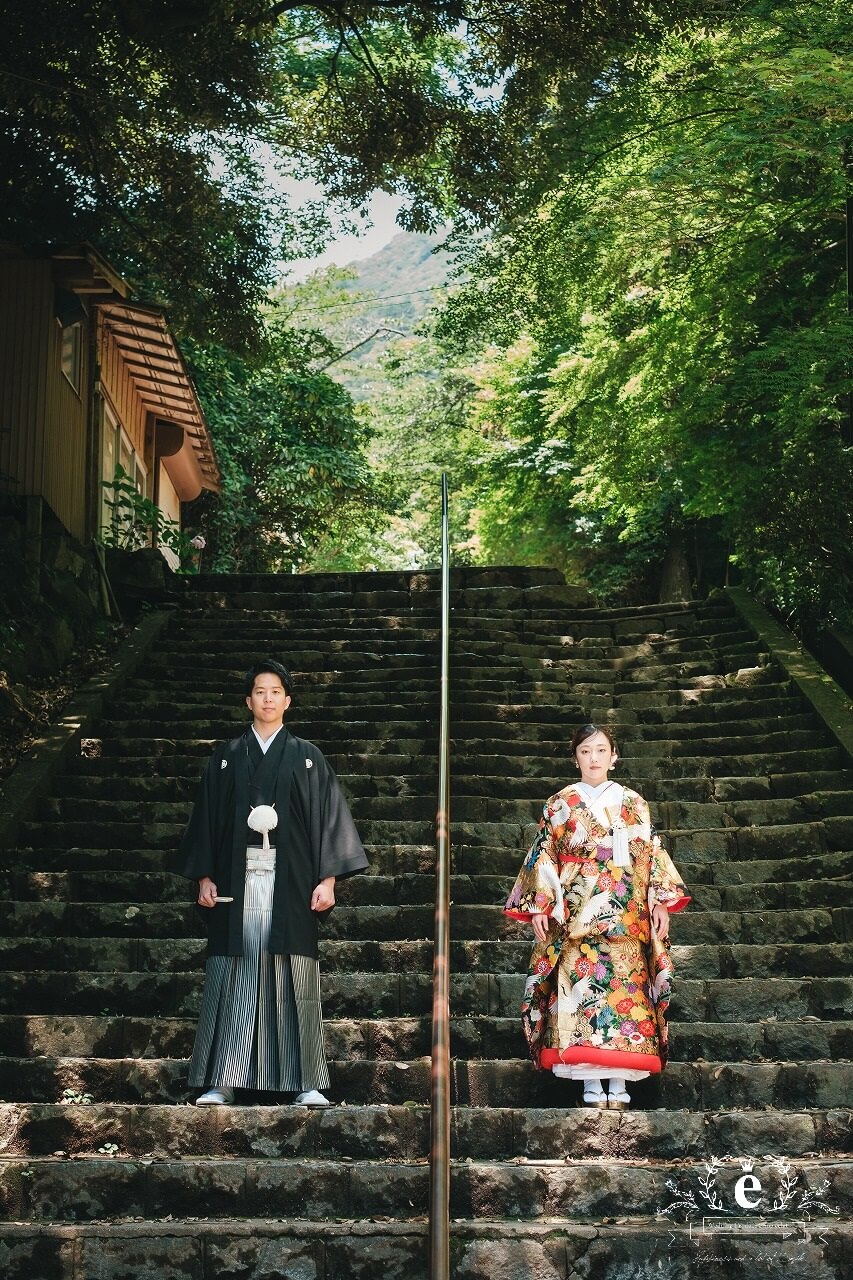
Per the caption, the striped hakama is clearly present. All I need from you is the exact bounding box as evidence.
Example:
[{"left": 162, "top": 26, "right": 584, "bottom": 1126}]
[{"left": 188, "top": 849, "right": 330, "bottom": 1092}]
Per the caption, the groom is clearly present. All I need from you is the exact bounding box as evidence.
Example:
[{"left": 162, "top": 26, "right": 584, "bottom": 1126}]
[{"left": 170, "top": 657, "right": 369, "bottom": 1106}]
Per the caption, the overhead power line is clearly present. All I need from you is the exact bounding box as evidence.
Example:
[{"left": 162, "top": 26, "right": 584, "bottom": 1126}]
[{"left": 288, "top": 284, "right": 451, "bottom": 314}]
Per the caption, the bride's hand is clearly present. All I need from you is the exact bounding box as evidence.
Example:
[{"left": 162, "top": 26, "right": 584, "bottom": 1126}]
[
  {"left": 531, "top": 912, "right": 551, "bottom": 943},
  {"left": 651, "top": 902, "right": 670, "bottom": 939}
]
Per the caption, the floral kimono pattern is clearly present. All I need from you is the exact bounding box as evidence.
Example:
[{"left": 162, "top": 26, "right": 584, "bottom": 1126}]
[{"left": 504, "top": 782, "right": 690, "bottom": 1074}]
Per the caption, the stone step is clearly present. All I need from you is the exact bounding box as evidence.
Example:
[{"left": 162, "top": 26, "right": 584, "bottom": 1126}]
[
  {"left": 2, "top": 1102, "right": 850, "bottom": 1163},
  {"left": 0, "top": 934, "right": 436, "bottom": 975},
  {"left": 85, "top": 722, "right": 824, "bottom": 757},
  {"left": 3, "top": 963, "right": 851, "bottom": 1021},
  {"left": 90, "top": 690, "right": 806, "bottom": 729},
  {"left": 0, "top": 963, "right": 470, "bottom": 1017},
  {"left": 1, "top": 1213, "right": 845, "bottom": 1280},
  {"left": 2, "top": 937, "right": 849, "bottom": 987},
  {"left": 1, "top": 900, "right": 850, "bottom": 946},
  {"left": 142, "top": 628, "right": 756, "bottom": 667},
  {"left": 86, "top": 735, "right": 438, "bottom": 759},
  {"left": 109, "top": 688, "right": 806, "bottom": 726},
  {"left": 165, "top": 581, "right": 713, "bottom": 609},
  {"left": 0, "top": 1152, "right": 850, "bottom": 1225},
  {"left": 78, "top": 734, "right": 843, "bottom": 779},
  {"left": 0, "top": 1219, "right": 850, "bottom": 1280},
  {"left": 3, "top": 1055, "right": 852, "bottom": 1109},
  {"left": 34, "top": 790, "right": 853, "bottom": 833},
  {"left": 0, "top": 901, "right": 435, "bottom": 941},
  {"left": 165, "top": 566, "right": 566, "bottom": 590},
  {"left": 72, "top": 746, "right": 848, "bottom": 780},
  {"left": 164, "top": 605, "right": 747, "bottom": 630},
  {"left": 54, "top": 766, "right": 853, "bottom": 811},
  {"left": 1, "top": 966, "right": 850, "bottom": 1047},
  {"left": 16, "top": 817, "right": 437, "bottom": 849},
  {"left": 132, "top": 644, "right": 780, "bottom": 679},
  {"left": 156, "top": 622, "right": 749, "bottom": 652},
  {"left": 3, "top": 839, "right": 438, "bottom": 876},
  {"left": 2, "top": 868, "right": 850, "bottom": 919},
  {"left": 16, "top": 813, "right": 853, "bottom": 859},
  {"left": 8, "top": 828, "right": 852, "bottom": 884},
  {"left": 1, "top": 1013, "right": 851, "bottom": 1063},
  {"left": 166, "top": 597, "right": 737, "bottom": 622},
  {"left": 125, "top": 647, "right": 777, "bottom": 686}
]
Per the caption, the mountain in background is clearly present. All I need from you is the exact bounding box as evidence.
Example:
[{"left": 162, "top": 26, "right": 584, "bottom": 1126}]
[
  {"left": 326, "top": 231, "right": 454, "bottom": 392},
  {"left": 341, "top": 229, "right": 452, "bottom": 333}
]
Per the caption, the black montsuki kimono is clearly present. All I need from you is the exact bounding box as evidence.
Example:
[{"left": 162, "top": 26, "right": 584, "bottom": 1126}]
[{"left": 169, "top": 727, "right": 369, "bottom": 959}]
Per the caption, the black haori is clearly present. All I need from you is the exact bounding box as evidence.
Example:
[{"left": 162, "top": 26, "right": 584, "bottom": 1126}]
[{"left": 170, "top": 727, "right": 369, "bottom": 959}]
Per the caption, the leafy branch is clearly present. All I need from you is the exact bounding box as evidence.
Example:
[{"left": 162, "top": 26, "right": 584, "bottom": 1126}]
[{"left": 100, "top": 466, "right": 193, "bottom": 565}]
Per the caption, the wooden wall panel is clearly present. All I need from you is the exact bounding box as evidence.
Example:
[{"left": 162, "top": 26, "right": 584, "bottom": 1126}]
[
  {"left": 99, "top": 322, "right": 148, "bottom": 463},
  {"left": 41, "top": 300, "right": 89, "bottom": 540},
  {"left": 0, "top": 260, "right": 51, "bottom": 499},
  {"left": 0, "top": 259, "right": 89, "bottom": 539}
]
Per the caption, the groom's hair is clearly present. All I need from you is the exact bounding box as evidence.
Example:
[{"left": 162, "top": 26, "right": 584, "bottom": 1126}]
[{"left": 243, "top": 658, "right": 294, "bottom": 698}]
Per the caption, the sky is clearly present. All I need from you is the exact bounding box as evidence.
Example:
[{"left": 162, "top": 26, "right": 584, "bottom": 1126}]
[{"left": 285, "top": 180, "right": 404, "bottom": 280}]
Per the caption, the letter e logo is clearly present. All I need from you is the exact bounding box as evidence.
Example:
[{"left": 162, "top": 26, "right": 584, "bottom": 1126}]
[{"left": 734, "top": 1174, "right": 763, "bottom": 1209}]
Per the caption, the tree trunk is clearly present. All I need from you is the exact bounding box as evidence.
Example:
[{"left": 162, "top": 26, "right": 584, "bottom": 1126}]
[{"left": 659, "top": 530, "right": 692, "bottom": 602}]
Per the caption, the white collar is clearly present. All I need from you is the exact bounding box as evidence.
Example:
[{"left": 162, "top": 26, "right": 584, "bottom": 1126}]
[
  {"left": 576, "top": 780, "right": 619, "bottom": 800},
  {"left": 251, "top": 724, "right": 284, "bottom": 754}
]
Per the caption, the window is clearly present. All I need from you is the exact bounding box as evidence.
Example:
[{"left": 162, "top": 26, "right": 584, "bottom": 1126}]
[
  {"left": 60, "top": 322, "right": 82, "bottom": 393},
  {"left": 100, "top": 412, "right": 150, "bottom": 544}
]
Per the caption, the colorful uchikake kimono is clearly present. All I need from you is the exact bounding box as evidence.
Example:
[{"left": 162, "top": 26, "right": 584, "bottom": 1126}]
[{"left": 504, "top": 780, "right": 690, "bottom": 1080}]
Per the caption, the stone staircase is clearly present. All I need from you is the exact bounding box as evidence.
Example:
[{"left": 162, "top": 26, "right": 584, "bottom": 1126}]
[{"left": 0, "top": 567, "right": 851, "bottom": 1278}]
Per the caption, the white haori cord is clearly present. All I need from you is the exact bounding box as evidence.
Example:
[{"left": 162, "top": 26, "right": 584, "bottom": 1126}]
[{"left": 247, "top": 804, "right": 278, "bottom": 853}]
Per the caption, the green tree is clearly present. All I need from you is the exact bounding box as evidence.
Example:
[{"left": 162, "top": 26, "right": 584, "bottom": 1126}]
[
  {"left": 183, "top": 306, "right": 381, "bottom": 571},
  {"left": 434, "top": 0, "right": 853, "bottom": 623},
  {"left": 1, "top": 0, "right": 720, "bottom": 346}
]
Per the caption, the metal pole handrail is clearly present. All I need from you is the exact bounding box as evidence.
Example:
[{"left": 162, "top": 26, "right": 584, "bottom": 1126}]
[{"left": 429, "top": 473, "right": 451, "bottom": 1279}]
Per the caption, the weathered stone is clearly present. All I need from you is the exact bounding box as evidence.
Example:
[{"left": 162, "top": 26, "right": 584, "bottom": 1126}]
[
  {"left": 2, "top": 571, "right": 853, "bottom": 1278},
  {"left": 451, "top": 1232, "right": 570, "bottom": 1280},
  {"left": 77, "top": 1231, "right": 202, "bottom": 1279},
  {"left": 204, "top": 1233, "right": 320, "bottom": 1280},
  {"left": 0, "top": 1231, "right": 76, "bottom": 1280},
  {"left": 24, "top": 1157, "right": 147, "bottom": 1220},
  {"left": 323, "top": 1231, "right": 427, "bottom": 1280}
]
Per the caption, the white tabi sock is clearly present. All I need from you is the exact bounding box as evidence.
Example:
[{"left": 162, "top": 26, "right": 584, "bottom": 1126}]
[{"left": 606, "top": 1075, "right": 630, "bottom": 1101}]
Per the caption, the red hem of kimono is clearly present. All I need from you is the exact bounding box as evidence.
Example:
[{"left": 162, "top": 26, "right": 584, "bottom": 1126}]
[
  {"left": 541, "top": 1046, "right": 663, "bottom": 1074},
  {"left": 504, "top": 908, "right": 553, "bottom": 923},
  {"left": 667, "top": 895, "right": 691, "bottom": 913}
]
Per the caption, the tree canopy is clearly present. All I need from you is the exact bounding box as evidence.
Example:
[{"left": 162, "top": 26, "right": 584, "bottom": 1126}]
[
  {"left": 2, "top": 0, "right": 850, "bottom": 622},
  {"left": 1, "top": 0, "right": 719, "bottom": 346},
  {"left": 417, "top": 0, "right": 853, "bottom": 623},
  {"left": 182, "top": 280, "right": 385, "bottom": 572}
]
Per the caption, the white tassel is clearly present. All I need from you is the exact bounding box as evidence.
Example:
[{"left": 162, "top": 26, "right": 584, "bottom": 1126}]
[
  {"left": 247, "top": 804, "right": 278, "bottom": 853},
  {"left": 610, "top": 815, "right": 631, "bottom": 867}
]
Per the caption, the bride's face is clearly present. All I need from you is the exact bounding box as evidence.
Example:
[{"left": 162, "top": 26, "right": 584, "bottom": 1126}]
[{"left": 574, "top": 731, "right": 618, "bottom": 785}]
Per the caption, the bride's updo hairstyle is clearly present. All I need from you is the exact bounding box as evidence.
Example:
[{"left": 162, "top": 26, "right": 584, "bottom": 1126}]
[{"left": 570, "top": 723, "right": 619, "bottom": 759}]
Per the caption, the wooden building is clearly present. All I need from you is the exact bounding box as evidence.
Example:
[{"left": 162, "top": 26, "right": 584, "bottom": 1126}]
[{"left": 0, "top": 243, "right": 219, "bottom": 567}]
